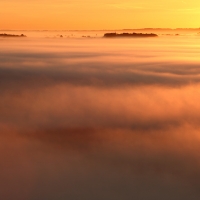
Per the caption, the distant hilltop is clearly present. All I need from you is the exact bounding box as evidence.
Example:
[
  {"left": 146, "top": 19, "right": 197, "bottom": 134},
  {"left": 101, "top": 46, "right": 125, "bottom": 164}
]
[
  {"left": 0, "top": 33, "right": 26, "bottom": 37},
  {"left": 123, "top": 28, "right": 200, "bottom": 32},
  {"left": 104, "top": 32, "right": 158, "bottom": 38}
]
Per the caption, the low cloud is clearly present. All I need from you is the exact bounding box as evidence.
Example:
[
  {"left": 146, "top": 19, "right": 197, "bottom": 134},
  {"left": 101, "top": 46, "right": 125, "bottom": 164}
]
[{"left": 1, "top": 38, "right": 200, "bottom": 199}]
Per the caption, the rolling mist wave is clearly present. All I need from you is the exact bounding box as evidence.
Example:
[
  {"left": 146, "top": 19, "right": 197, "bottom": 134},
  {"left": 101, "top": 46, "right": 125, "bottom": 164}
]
[{"left": 1, "top": 37, "right": 200, "bottom": 200}]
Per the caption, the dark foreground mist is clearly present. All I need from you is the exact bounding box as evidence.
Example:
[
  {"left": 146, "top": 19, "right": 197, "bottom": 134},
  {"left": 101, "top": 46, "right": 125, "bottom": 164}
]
[{"left": 1, "top": 36, "right": 200, "bottom": 200}]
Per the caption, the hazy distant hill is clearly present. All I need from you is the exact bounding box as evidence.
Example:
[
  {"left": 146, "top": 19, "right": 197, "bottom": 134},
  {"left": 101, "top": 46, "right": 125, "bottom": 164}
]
[
  {"left": 0, "top": 33, "right": 26, "bottom": 37},
  {"left": 104, "top": 32, "right": 158, "bottom": 38}
]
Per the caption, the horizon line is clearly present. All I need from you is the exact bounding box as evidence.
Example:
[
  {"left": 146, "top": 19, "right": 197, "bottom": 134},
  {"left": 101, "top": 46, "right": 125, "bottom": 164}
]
[{"left": 1, "top": 28, "right": 200, "bottom": 32}]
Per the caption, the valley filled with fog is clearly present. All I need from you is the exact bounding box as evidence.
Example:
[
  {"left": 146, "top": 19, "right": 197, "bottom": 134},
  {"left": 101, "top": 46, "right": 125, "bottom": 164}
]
[{"left": 1, "top": 33, "right": 200, "bottom": 200}]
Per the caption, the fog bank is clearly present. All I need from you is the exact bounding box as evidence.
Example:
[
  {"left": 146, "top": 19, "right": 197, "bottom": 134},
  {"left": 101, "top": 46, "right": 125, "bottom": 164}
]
[{"left": 1, "top": 36, "right": 200, "bottom": 200}]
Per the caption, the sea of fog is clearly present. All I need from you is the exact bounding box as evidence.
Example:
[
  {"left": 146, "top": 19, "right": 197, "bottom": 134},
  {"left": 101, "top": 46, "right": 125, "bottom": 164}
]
[{"left": 1, "top": 32, "right": 200, "bottom": 200}]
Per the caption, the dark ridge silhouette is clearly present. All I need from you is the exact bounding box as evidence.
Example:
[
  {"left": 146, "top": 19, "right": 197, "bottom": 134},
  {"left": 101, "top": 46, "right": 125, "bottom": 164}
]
[
  {"left": 104, "top": 32, "right": 158, "bottom": 38},
  {"left": 0, "top": 33, "right": 26, "bottom": 37}
]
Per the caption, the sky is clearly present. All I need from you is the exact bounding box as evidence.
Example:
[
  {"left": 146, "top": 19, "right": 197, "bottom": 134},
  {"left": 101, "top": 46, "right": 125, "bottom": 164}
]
[{"left": 1, "top": 0, "right": 200, "bottom": 29}]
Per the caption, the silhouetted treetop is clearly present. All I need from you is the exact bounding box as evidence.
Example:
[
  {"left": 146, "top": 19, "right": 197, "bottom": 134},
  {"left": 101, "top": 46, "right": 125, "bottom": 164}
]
[{"left": 104, "top": 32, "right": 158, "bottom": 38}]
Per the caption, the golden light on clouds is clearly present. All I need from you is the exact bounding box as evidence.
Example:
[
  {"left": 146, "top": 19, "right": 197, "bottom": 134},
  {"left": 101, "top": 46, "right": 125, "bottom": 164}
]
[{"left": 1, "top": 37, "right": 200, "bottom": 199}]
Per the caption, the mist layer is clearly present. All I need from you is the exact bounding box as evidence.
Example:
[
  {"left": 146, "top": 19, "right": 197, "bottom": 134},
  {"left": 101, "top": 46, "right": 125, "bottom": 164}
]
[{"left": 1, "top": 36, "right": 200, "bottom": 200}]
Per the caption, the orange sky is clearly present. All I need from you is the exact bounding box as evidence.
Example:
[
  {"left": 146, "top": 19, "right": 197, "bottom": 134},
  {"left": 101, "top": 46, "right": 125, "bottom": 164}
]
[{"left": 1, "top": 0, "right": 200, "bottom": 29}]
